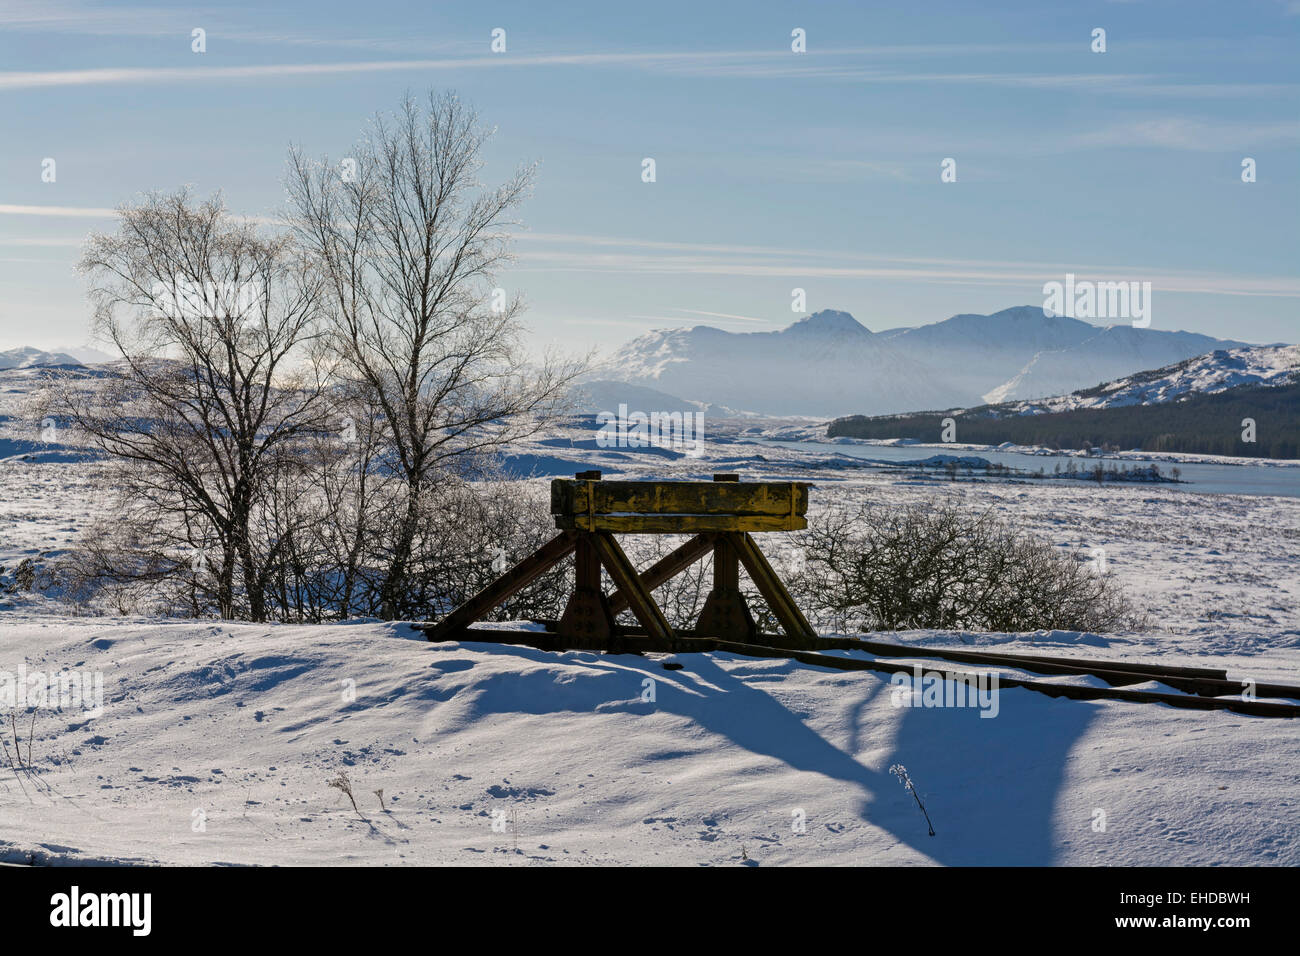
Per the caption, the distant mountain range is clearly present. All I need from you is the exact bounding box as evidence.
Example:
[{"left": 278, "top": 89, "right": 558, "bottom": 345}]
[
  {"left": 0, "top": 346, "right": 84, "bottom": 370},
  {"left": 827, "top": 345, "right": 1300, "bottom": 459},
  {"left": 597, "top": 306, "right": 1254, "bottom": 416},
  {"left": 0, "top": 346, "right": 115, "bottom": 369}
]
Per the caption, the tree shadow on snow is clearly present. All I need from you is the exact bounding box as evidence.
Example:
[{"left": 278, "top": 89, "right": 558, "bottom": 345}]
[
  {"left": 883, "top": 688, "right": 1096, "bottom": 865},
  {"left": 445, "top": 641, "right": 1095, "bottom": 865}
]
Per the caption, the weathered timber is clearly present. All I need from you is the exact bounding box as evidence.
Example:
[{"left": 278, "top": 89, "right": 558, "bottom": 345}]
[
  {"left": 731, "top": 531, "right": 817, "bottom": 648},
  {"left": 418, "top": 471, "right": 1297, "bottom": 720},
  {"left": 428, "top": 474, "right": 809, "bottom": 646},
  {"left": 695, "top": 531, "right": 758, "bottom": 642},
  {"left": 551, "top": 478, "right": 809, "bottom": 523},
  {"left": 553, "top": 513, "right": 806, "bottom": 533},
  {"left": 831, "top": 638, "right": 1229, "bottom": 681},
  {"left": 690, "top": 638, "right": 1300, "bottom": 719},
  {"left": 809, "top": 637, "right": 1295, "bottom": 697},
  {"left": 590, "top": 531, "right": 674, "bottom": 644},
  {"left": 607, "top": 533, "right": 716, "bottom": 615},
  {"left": 803, "top": 638, "right": 1300, "bottom": 698},
  {"left": 544, "top": 624, "right": 1251, "bottom": 693},
  {"left": 556, "top": 535, "right": 615, "bottom": 648}
]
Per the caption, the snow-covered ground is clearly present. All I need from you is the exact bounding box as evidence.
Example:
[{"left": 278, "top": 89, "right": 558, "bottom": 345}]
[
  {"left": 1, "top": 408, "right": 1298, "bottom": 865},
  {"left": 2, "top": 617, "right": 1298, "bottom": 866}
]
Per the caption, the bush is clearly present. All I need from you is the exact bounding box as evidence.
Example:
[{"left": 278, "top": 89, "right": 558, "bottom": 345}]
[
  {"left": 400, "top": 478, "right": 573, "bottom": 624},
  {"left": 790, "top": 499, "right": 1140, "bottom": 634}
]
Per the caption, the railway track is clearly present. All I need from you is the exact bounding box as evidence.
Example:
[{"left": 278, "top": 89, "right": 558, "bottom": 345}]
[{"left": 423, "top": 623, "right": 1300, "bottom": 719}]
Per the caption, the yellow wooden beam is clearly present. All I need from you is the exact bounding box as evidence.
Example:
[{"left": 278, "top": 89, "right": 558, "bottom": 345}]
[
  {"left": 555, "top": 514, "right": 806, "bottom": 533},
  {"left": 551, "top": 479, "right": 810, "bottom": 520}
]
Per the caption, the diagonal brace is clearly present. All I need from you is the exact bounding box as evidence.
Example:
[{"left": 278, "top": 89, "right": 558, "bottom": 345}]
[
  {"left": 590, "top": 532, "right": 675, "bottom": 644},
  {"left": 730, "top": 531, "right": 817, "bottom": 648},
  {"left": 425, "top": 531, "right": 577, "bottom": 642},
  {"left": 607, "top": 532, "right": 716, "bottom": 616}
]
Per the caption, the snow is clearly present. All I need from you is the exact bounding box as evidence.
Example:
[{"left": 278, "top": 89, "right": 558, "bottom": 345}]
[
  {"left": 1, "top": 369, "right": 1297, "bottom": 865},
  {"left": 2, "top": 617, "right": 1298, "bottom": 866}
]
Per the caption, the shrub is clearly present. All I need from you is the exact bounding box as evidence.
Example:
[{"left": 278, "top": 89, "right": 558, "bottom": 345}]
[{"left": 790, "top": 499, "right": 1139, "bottom": 633}]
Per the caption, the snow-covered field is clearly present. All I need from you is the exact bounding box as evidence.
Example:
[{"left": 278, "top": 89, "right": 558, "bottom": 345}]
[
  {"left": 2, "top": 618, "right": 1298, "bottom": 867},
  {"left": 1, "top": 409, "right": 1298, "bottom": 866}
]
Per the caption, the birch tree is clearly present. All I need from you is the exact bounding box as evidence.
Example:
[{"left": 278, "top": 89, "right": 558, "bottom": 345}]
[
  {"left": 52, "top": 190, "right": 328, "bottom": 620},
  {"left": 286, "top": 90, "right": 581, "bottom": 619}
]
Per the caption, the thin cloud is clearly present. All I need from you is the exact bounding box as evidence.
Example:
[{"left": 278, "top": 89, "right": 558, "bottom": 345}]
[
  {"left": 4, "top": 49, "right": 1288, "bottom": 99},
  {"left": 0, "top": 237, "right": 84, "bottom": 246},
  {"left": 0, "top": 203, "right": 277, "bottom": 225},
  {"left": 1070, "top": 116, "right": 1300, "bottom": 151},
  {"left": 8, "top": 206, "right": 1296, "bottom": 300},
  {"left": 519, "top": 232, "right": 1300, "bottom": 287},
  {"left": 0, "top": 0, "right": 473, "bottom": 53},
  {"left": 0, "top": 203, "right": 117, "bottom": 217},
  {"left": 515, "top": 248, "right": 1300, "bottom": 298},
  {"left": 673, "top": 308, "right": 770, "bottom": 323}
]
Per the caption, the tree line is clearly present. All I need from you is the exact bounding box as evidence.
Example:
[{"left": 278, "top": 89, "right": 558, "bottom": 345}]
[{"left": 828, "top": 383, "right": 1299, "bottom": 460}]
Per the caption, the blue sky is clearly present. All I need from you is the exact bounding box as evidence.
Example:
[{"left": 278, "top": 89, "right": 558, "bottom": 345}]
[{"left": 1, "top": 0, "right": 1297, "bottom": 356}]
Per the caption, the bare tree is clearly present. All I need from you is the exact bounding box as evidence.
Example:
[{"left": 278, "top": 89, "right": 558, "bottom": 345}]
[
  {"left": 285, "top": 90, "right": 583, "bottom": 619},
  {"left": 49, "top": 190, "right": 329, "bottom": 621}
]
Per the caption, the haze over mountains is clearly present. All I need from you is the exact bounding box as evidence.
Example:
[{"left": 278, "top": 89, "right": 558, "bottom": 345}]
[
  {"left": 596, "top": 306, "right": 1256, "bottom": 417},
  {"left": 5, "top": 308, "right": 1270, "bottom": 422}
]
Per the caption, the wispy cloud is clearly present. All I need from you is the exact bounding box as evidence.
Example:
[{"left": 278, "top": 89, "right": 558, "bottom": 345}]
[
  {"left": 8, "top": 206, "right": 1296, "bottom": 301},
  {"left": 0, "top": 0, "right": 474, "bottom": 53},
  {"left": 1, "top": 46, "right": 1293, "bottom": 99},
  {"left": 0, "top": 203, "right": 276, "bottom": 225},
  {"left": 0, "top": 203, "right": 117, "bottom": 217},
  {"left": 0, "top": 237, "right": 84, "bottom": 246},
  {"left": 1070, "top": 116, "right": 1300, "bottom": 151},
  {"left": 519, "top": 232, "right": 1297, "bottom": 283},
  {"left": 672, "top": 308, "right": 769, "bottom": 323},
  {"left": 513, "top": 240, "right": 1300, "bottom": 299},
  {"left": 0, "top": 50, "right": 839, "bottom": 91}
]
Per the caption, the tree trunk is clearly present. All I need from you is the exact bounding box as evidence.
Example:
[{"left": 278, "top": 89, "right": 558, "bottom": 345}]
[
  {"left": 218, "top": 542, "right": 237, "bottom": 620},
  {"left": 379, "top": 485, "right": 422, "bottom": 620}
]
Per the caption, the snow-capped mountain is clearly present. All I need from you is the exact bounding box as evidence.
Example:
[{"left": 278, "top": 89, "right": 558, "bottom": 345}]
[
  {"left": 827, "top": 342, "right": 1299, "bottom": 459},
  {"left": 979, "top": 322, "right": 1256, "bottom": 405},
  {"left": 599, "top": 306, "right": 1252, "bottom": 416},
  {"left": 878, "top": 306, "right": 1107, "bottom": 404},
  {"left": 600, "top": 310, "right": 969, "bottom": 417},
  {"left": 0, "top": 346, "right": 85, "bottom": 370},
  {"left": 1002, "top": 344, "right": 1300, "bottom": 416},
  {"left": 569, "top": 378, "right": 748, "bottom": 418}
]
